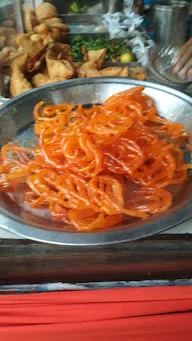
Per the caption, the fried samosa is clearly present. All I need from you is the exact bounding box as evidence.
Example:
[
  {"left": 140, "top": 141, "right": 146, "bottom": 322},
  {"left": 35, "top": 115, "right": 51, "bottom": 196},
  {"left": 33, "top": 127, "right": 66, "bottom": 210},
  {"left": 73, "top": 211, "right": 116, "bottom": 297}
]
[
  {"left": 46, "top": 50, "right": 75, "bottom": 81},
  {"left": 99, "top": 67, "right": 129, "bottom": 77},
  {"left": 35, "top": 3, "right": 58, "bottom": 22},
  {"left": 10, "top": 53, "right": 32, "bottom": 96},
  {"left": 77, "top": 61, "right": 98, "bottom": 78},
  {"left": 10, "top": 65, "right": 32, "bottom": 97},
  {"left": 82, "top": 47, "right": 107, "bottom": 70},
  {"left": 22, "top": 5, "right": 39, "bottom": 34},
  {"left": 32, "top": 72, "right": 52, "bottom": 87}
]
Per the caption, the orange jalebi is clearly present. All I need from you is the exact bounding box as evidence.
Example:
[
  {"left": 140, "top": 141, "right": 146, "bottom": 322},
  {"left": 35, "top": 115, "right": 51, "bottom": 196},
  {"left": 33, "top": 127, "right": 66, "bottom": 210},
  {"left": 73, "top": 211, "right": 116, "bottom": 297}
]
[{"left": 0, "top": 86, "right": 191, "bottom": 231}]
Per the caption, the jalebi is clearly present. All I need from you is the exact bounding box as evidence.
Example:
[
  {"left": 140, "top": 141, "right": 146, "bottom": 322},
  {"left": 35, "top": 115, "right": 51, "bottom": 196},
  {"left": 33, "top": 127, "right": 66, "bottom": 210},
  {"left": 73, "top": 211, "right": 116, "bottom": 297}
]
[{"left": 0, "top": 86, "right": 191, "bottom": 231}]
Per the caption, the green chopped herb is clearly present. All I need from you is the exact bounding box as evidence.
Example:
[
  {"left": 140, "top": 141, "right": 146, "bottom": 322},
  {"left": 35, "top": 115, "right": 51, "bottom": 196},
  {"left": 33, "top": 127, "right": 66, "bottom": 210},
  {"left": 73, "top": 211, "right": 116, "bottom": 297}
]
[{"left": 71, "top": 35, "right": 132, "bottom": 62}]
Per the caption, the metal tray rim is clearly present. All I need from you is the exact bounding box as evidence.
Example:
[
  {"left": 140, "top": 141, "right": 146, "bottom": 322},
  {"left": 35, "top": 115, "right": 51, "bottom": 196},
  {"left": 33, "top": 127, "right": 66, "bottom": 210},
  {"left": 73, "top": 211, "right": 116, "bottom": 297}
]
[{"left": 0, "top": 78, "right": 192, "bottom": 245}]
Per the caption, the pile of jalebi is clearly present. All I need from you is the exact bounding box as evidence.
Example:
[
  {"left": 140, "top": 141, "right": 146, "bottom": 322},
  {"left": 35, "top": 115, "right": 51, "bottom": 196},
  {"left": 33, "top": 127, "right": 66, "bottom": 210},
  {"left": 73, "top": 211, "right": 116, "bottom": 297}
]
[{"left": 0, "top": 86, "right": 191, "bottom": 231}]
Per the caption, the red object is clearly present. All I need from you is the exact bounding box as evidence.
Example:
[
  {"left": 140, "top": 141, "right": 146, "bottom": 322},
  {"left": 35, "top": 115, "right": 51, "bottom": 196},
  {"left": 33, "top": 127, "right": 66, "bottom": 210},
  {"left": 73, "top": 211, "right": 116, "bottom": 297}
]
[{"left": 0, "top": 286, "right": 192, "bottom": 341}]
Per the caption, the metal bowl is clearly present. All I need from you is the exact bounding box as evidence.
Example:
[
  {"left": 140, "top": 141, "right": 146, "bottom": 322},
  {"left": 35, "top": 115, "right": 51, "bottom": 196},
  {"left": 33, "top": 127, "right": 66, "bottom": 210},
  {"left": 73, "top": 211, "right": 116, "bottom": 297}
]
[
  {"left": 148, "top": 47, "right": 192, "bottom": 90},
  {"left": 0, "top": 78, "right": 192, "bottom": 245}
]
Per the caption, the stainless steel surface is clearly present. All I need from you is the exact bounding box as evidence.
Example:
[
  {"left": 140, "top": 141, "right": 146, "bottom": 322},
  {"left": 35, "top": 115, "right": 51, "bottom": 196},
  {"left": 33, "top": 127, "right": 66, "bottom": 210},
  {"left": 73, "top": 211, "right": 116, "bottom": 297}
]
[
  {"left": 61, "top": 14, "right": 108, "bottom": 38},
  {"left": 0, "top": 72, "right": 5, "bottom": 99},
  {"left": 0, "top": 78, "right": 192, "bottom": 245},
  {"left": 0, "top": 3, "right": 13, "bottom": 16},
  {"left": 0, "top": 96, "right": 9, "bottom": 107},
  {"left": 13, "top": 0, "right": 24, "bottom": 33},
  {"left": 104, "top": 61, "right": 140, "bottom": 68},
  {"left": 103, "top": 0, "right": 124, "bottom": 13},
  {"left": 61, "top": 14, "right": 104, "bottom": 26},
  {"left": 152, "top": 1, "right": 189, "bottom": 47},
  {"left": 0, "top": 70, "right": 9, "bottom": 104}
]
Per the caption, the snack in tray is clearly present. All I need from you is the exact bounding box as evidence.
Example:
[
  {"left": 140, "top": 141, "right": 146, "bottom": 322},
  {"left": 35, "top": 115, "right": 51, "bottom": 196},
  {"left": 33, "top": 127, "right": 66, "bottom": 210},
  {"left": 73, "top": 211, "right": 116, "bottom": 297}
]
[
  {"left": 0, "top": 16, "right": 18, "bottom": 63},
  {"left": 0, "top": 3, "right": 147, "bottom": 97},
  {"left": 23, "top": 3, "right": 69, "bottom": 41},
  {"left": 71, "top": 35, "right": 134, "bottom": 63},
  {"left": 83, "top": 47, "right": 107, "bottom": 69},
  {"left": 45, "top": 50, "right": 75, "bottom": 81},
  {"left": 0, "top": 87, "right": 191, "bottom": 231},
  {"left": 31, "top": 72, "right": 52, "bottom": 87},
  {"left": 8, "top": 39, "right": 147, "bottom": 97},
  {"left": 35, "top": 3, "right": 58, "bottom": 22},
  {"left": 22, "top": 5, "right": 39, "bottom": 34},
  {"left": 0, "top": 2, "right": 69, "bottom": 70},
  {"left": 10, "top": 54, "right": 32, "bottom": 96},
  {"left": 100, "top": 66, "right": 129, "bottom": 77}
]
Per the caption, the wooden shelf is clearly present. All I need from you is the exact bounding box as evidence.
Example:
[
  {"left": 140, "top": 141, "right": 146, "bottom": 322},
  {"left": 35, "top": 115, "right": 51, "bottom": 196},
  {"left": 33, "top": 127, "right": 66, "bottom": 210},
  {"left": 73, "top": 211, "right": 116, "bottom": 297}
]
[{"left": 0, "top": 234, "right": 192, "bottom": 284}]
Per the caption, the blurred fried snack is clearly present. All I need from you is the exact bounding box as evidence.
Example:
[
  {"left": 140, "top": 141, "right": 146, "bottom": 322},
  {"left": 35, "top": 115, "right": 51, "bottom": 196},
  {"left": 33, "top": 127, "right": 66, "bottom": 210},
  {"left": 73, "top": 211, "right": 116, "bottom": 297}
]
[
  {"left": 32, "top": 72, "right": 52, "bottom": 87},
  {"left": 51, "top": 28, "right": 61, "bottom": 42},
  {"left": 87, "top": 49, "right": 107, "bottom": 69},
  {"left": 78, "top": 61, "right": 99, "bottom": 78},
  {"left": 82, "top": 45, "right": 88, "bottom": 61},
  {"left": 10, "top": 68, "right": 32, "bottom": 96},
  {"left": 35, "top": 3, "right": 58, "bottom": 22},
  {"left": 16, "top": 34, "right": 47, "bottom": 71},
  {"left": 82, "top": 47, "right": 107, "bottom": 69},
  {"left": 44, "top": 18, "right": 63, "bottom": 26},
  {"left": 5, "top": 34, "right": 18, "bottom": 48},
  {"left": 0, "top": 36, "right": 6, "bottom": 50},
  {"left": 34, "top": 23, "right": 60, "bottom": 44},
  {"left": 0, "top": 47, "right": 18, "bottom": 66},
  {"left": 43, "top": 20, "right": 69, "bottom": 43},
  {"left": 73, "top": 61, "right": 83, "bottom": 72},
  {"left": 46, "top": 50, "right": 75, "bottom": 81},
  {"left": 48, "top": 22, "right": 69, "bottom": 32},
  {"left": 22, "top": 3, "right": 69, "bottom": 43},
  {"left": 11, "top": 33, "right": 47, "bottom": 74},
  {"left": 26, "top": 44, "right": 47, "bottom": 74},
  {"left": 5, "top": 27, "right": 17, "bottom": 35},
  {"left": 16, "top": 34, "right": 42, "bottom": 55},
  {"left": 85, "top": 69, "right": 102, "bottom": 78},
  {"left": 33, "top": 23, "right": 49, "bottom": 36},
  {"left": 0, "top": 2, "right": 143, "bottom": 98},
  {"left": 100, "top": 66, "right": 129, "bottom": 77},
  {"left": 15, "top": 34, "right": 47, "bottom": 74},
  {"left": 0, "top": 23, "right": 18, "bottom": 50},
  {"left": 0, "top": 27, "right": 5, "bottom": 35},
  {"left": 10, "top": 54, "right": 32, "bottom": 97},
  {"left": 129, "top": 66, "right": 147, "bottom": 81},
  {"left": 30, "top": 34, "right": 43, "bottom": 44},
  {"left": 77, "top": 60, "right": 129, "bottom": 79},
  {"left": 22, "top": 5, "right": 39, "bottom": 34},
  {"left": 1, "top": 20, "right": 15, "bottom": 28},
  {"left": 51, "top": 43, "right": 72, "bottom": 61},
  {"left": 11, "top": 53, "right": 28, "bottom": 72}
]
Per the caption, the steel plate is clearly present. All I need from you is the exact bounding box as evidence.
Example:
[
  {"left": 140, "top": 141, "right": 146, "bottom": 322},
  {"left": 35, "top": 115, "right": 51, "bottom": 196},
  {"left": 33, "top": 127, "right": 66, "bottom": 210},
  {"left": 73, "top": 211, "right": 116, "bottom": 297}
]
[{"left": 0, "top": 78, "right": 192, "bottom": 245}]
